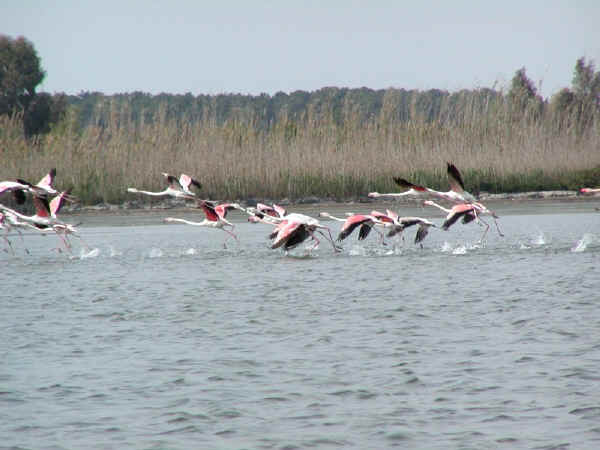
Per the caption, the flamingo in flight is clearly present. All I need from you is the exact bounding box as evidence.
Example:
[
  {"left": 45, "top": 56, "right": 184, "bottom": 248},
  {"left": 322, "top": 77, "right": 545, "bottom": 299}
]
[
  {"left": 372, "top": 210, "right": 436, "bottom": 246},
  {"left": 580, "top": 187, "right": 600, "bottom": 194},
  {"left": 369, "top": 162, "right": 477, "bottom": 204},
  {"left": 164, "top": 200, "right": 245, "bottom": 247},
  {"left": 423, "top": 200, "right": 496, "bottom": 242},
  {"left": 128, "top": 173, "right": 201, "bottom": 200},
  {"left": 0, "top": 180, "right": 46, "bottom": 205},
  {"left": 320, "top": 212, "right": 388, "bottom": 244},
  {"left": 247, "top": 203, "right": 287, "bottom": 224},
  {"left": 0, "top": 190, "right": 77, "bottom": 252},
  {"left": 268, "top": 213, "right": 341, "bottom": 253}
]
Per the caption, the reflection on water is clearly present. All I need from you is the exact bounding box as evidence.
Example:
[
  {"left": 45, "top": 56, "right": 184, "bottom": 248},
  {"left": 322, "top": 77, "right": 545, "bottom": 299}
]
[{"left": 2, "top": 201, "right": 600, "bottom": 449}]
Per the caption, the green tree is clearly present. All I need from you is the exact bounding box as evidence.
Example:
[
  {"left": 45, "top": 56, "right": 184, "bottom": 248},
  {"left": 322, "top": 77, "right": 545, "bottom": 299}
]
[
  {"left": 507, "top": 67, "right": 543, "bottom": 120},
  {"left": 0, "top": 35, "right": 45, "bottom": 115}
]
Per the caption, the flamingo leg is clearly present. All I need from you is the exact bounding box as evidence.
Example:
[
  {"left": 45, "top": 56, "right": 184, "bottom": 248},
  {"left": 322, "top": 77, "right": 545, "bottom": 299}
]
[
  {"left": 492, "top": 216, "right": 504, "bottom": 237},
  {"left": 3, "top": 235, "right": 15, "bottom": 255},
  {"left": 317, "top": 226, "right": 342, "bottom": 252}
]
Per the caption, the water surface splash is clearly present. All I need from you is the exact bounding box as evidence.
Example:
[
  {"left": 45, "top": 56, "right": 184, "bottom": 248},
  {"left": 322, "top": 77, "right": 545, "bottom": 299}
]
[{"left": 571, "top": 233, "right": 594, "bottom": 253}]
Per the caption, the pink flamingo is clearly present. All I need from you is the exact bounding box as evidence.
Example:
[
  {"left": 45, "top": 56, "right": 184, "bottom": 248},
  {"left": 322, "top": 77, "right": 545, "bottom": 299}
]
[
  {"left": 369, "top": 163, "right": 477, "bottom": 204},
  {"left": 335, "top": 214, "right": 383, "bottom": 242},
  {"left": 247, "top": 203, "right": 287, "bottom": 223},
  {"left": 423, "top": 200, "right": 496, "bottom": 242},
  {"left": 268, "top": 213, "right": 340, "bottom": 252},
  {"left": 0, "top": 191, "right": 77, "bottom": 252},
  {"left": 128, "top": 173, "right": 201, "bottom": 200},
  {"left": 375, "top": 209, "right": 436, "bottom": 246},
  {"left": 0, "top": 180, "right": 44, "bottom": 204},
  {"left": 580, "top": 187, "right": 600, "bottom": 194},
  {"left": 164, "top": 200, "right": 244, "bottom": 247}
]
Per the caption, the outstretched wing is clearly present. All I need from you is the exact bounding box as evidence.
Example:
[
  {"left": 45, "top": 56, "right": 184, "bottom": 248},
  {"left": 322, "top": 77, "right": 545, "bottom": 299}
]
[
  {"left": 338, "top": 215, "right": 371, "bottom": 241},
  {"left": 37, "top": 168, "right": 56, "bottom": 189},
  {"left": 393, "top": 177, "right": 427, "bottom": 192},
  {"left": 198, "top": 201, "right": 219, "bottom": 221},
  {"left": 50, "top": 191, "right": 71, "bottom": 216},
  {"left": 447, "top": 162, "right": 466, "bottom": 193},
  {"left": 414, "top": 223, "right": 430, "bottom": 244},
  {"left": 33, "top": 196, "right": 51, "bottom": 218},
  {"left": 163, "top": 173, "right": 181, "bottom": 190},
  {"left": 179, "top": 174, "right": 201, "bottom": 193}
]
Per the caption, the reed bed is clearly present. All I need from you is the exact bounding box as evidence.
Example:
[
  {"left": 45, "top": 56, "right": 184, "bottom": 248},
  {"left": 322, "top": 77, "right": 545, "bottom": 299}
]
[{"left": 2, "top": 91, "right": 599, "bottom": 204}]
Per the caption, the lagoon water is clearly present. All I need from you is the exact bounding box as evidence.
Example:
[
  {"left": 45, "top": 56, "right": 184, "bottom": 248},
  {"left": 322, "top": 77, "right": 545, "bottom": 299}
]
[{"left": 2, "top": 200, "right": 600, "bottom": 449}]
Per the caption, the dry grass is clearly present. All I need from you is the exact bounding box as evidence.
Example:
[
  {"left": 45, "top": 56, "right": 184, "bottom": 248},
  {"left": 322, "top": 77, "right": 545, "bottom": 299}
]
[{"left": 2, "top": 92, "right": 599, "bottom": 204}]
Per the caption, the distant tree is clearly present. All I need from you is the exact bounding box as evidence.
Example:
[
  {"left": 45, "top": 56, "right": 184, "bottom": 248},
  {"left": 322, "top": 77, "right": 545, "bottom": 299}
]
[
  {"left": 0, "top": 35, "right": 45, "bottom": 116},
  {"left": 0, "top": 34, "right": 67, "bottom": 137},
  {"left": 571, "top": 57, "right": 600, "bottom": 132},
  {"left": 507, "top": 67, "right": 543, "bottom": 120}
]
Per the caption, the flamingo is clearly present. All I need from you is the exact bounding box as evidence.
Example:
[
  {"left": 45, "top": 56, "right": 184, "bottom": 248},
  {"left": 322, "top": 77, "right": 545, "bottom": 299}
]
[
  {"left": 247, "top": 203, "right": 287, "bottom": 223},
  {"left": 377, "top": 209, "right": 436, "bottom": 246},
  {"left": 0, "top": 191, "right": 77, "bottom": 252},
  {"left": 369, "top": 163, "right": 477, "bottom": 204},
  {"left": 164, "top": 200, "right": 244, "bottom": 247},
  {"left": 423, "top": 199, "right": 495, "bottom": 242},
  {"left": 580, "top": 187, "right": 600, "bottom": 194},
  {"left": 268, "top": 213, "right": 340, "bottom": 252},
  {"left": 335, "top": 214, "right": 383, "bottom": 242},
  {"left": 0, "top": 180, "right": 45, "bottom": 204},
  {"left": 127, "top": 173, "right": 201, "bottom": 200}
]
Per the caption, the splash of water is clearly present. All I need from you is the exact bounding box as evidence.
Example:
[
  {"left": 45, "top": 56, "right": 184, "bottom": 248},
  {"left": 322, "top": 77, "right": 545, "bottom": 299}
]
[
  {"left": 109, "top": 246, "right": 122, "bottom": 257},
  {"left": 80, "top": 248, "right": 100, "bottom": 259},
  {"left": 184, "top": 248, "right": 197, "bottom": 255},
  {"left": 348, "top": 245, "right": 367, "bottom": 256},
  {"left": 452, "top": 245, "right": 467, "bottom": 255},
  {"left": 441, "top": 242, "right": 453, "bottom": 253},
  {"left": 531, "top": 231, "right": 547, "bottom": 246},
  {"left": 571, "top": 233, "right": 594, "bottom": 253},
  {"left": 148, "top": 248, "right": 163, "bottom": 258}
]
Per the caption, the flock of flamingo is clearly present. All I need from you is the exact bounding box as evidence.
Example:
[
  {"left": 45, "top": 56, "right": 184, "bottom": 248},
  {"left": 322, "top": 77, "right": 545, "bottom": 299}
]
[{"left": 1, "top": 164, "right": 599, "bottom": 255}]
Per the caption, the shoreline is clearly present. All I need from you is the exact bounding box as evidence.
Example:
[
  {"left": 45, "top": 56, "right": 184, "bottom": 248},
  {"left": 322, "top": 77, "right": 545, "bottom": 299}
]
[{"left": 61, "top": 190, "right": 600, "bottom": 216}]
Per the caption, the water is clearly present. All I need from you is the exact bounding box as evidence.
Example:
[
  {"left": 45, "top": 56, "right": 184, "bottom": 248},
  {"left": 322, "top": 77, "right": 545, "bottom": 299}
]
[{"left": 2, "top": 201, "right": 600, "bottom": 449}]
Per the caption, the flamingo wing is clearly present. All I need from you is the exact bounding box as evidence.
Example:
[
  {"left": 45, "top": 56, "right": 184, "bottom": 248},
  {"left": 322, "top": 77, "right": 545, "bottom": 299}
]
[
  {"left": 414, "top": 223, "right": 431, "bottom": 244},
  {"left": 179, "top": 174, "right": 201, "bottom": 193},
  {"left": 370, "top": 211, "right": 393, "bottom": 223},
  {"left": 198, "top": 201, "right": 219, "bottom": 221},
  {"left": 442, "top": 204, "right": 474, "bottom": 230},
  {"left": 33, "top": 196, "right": 51, "bottom": 218},
  {"left": 337, "top": 215, "right": 372, "bottom": 241},
  {"left": 447, "top": 162, "right": 466, "bottom": 194},
  {"left": 215, "top": 203, "right": 237, "bottom": 218},
  {"left": 358, "top": 223, "right": 373, "bottom": 240},
  {"left": 273, "top": 204, "right": 287, "bottom": 218},
  {"left": 163, "top": 173, "right": 181, "bottom": 190},
  {"left": 271, "top": 221, "right": 302, "bottom": 249},
  {"left": 393, "top": 177, "right": 427, "bottom": 192},
  {"left": 50, "top": 191, "right": 70, "bottom": 216},
  {"left": 283, "top": 225, "right": 310, "bottom": 250},
  {"left": 37, "top": 168, "right": 56, "bottom": 189}
]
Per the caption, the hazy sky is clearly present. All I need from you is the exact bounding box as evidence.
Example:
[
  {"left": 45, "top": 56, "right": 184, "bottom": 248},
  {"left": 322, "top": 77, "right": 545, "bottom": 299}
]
[{"left": 2, "top": 1, "right": 599, "bottom": 98}]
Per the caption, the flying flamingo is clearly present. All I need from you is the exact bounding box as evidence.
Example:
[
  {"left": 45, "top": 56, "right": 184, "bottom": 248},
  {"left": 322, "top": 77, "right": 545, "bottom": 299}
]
[
  {"left": 580, "top": 187, "right": 600, "bottom": 194},
  {"left": 0, "top": 179, "right": 45, "bottom": 204},
  {"left": 0, "top": 191, "right": 77, "bottom": 252},
  {"left": 127, "top": 173, "right": 201, "bottom": 200},
  {"left": 423, "top": 200, "right": 494, "bottom": 242},
  {"left": 268, "top": 213, "right": 340, "bottom": 252},
  {"left": 369, "top": 162, "right": 477, "bottom": 204},
  {"left": 247, "top": 203, "right": 287, "bottom": 223},
  {"left": 375, "top": 209, "right": 436, "bottom": 246},
  {"left": 164, "top": 200, "right": 245, "bottom": 247},
  {"left": 320, "top": 211, "right": 389, "bottom": 244}
]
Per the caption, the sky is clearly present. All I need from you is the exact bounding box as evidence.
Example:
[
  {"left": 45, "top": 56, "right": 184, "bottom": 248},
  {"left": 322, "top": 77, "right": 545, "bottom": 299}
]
[{"left": 2, "top": 1, "right": 599, "bottom": 99}]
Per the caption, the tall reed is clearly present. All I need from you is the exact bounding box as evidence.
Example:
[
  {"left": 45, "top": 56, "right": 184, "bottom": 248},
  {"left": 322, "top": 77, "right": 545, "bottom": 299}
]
[{"left": 2, "top": 90, "right": 599, "bottom": 204}]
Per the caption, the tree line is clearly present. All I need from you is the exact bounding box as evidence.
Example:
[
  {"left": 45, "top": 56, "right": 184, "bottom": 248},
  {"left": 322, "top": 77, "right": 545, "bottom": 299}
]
[{"left": 1, "top": 34, "right": 599, "bottom": 139}]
